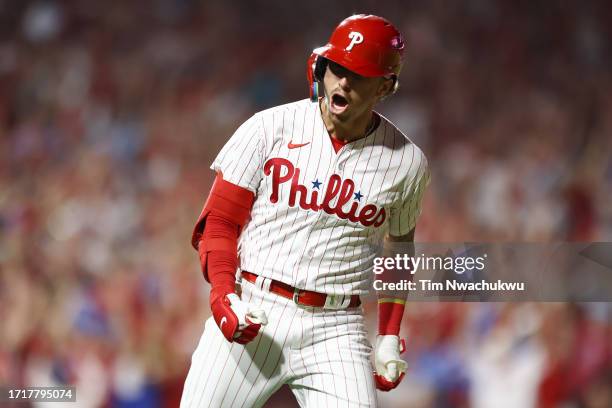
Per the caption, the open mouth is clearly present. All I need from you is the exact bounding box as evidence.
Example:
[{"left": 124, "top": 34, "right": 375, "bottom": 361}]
[{"left": 330, "top": 93, "right": 349, "bottom": 113}]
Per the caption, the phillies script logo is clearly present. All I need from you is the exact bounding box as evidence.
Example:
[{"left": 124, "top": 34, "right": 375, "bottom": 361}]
[{"left": 264, "top": 158, "right": 386, "bottom": 227}]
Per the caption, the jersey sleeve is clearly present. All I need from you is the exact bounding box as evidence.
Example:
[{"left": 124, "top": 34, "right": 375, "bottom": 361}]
[
  {"left": 210, "top": 113, "right": 266, "bottom": 193},
  {"left": 388, "top": 148, "right": 430, "bottom": 237}
]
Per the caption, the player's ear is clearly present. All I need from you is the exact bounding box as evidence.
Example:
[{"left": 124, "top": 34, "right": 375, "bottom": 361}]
[{"left": 376, "top": 77, "right": 395, "bottom": 101}]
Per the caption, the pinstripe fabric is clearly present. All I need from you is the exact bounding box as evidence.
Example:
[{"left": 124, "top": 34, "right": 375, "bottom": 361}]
[
  {"left": 287, "top": 303, "right": 376, "bottom": 407},
  {"left": 181, "top": 283, "right": 377, "bottom": 408},
  {"left": 185, "top": 98, "right": 429, "bottom": 407},
  {"left": 210, "top": 99, "right": 428, "bottom": 295}
]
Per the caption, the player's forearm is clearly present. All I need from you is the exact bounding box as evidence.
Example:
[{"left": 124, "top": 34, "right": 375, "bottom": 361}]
[
  {"left": 202, "top": 214, "right": 239, "bottom": 303},
  {"left": 192, "top": 173, "right": 255, "bottom": 294},
  {"left": 377, "top": 228, "right": 415, "bottom": 335},
  {"left": 377, "top": 273, "right": 407, "bottom": 335},
  {"left": 377, "top": 296, "right": 406, "bottom": 335}
]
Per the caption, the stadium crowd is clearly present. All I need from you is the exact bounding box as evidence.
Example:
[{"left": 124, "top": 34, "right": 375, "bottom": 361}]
[{"left": 1, "top": 1, "right": 610, "bottom": 407}]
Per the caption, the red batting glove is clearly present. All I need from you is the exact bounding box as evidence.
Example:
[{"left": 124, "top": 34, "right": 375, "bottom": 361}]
[
  {"left": 211, "top": 293, "right": 268, "bottom": 344},
  {"left": 374, "top": 372, "right": 406, "bottom": 392}
]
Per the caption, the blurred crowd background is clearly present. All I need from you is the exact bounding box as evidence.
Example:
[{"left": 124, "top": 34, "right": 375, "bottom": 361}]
[{"left": 1, "top": 0, "right": 611, "bottom": 407}]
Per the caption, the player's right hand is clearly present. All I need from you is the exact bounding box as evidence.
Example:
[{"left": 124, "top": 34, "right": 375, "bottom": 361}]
[{"left": 211, "top": 293, "right": 268, "bottom": 344}]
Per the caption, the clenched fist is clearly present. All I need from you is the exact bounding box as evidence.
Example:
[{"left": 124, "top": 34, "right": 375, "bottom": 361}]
[
  {"left": 211, "top": 293, "right": 268, "bottom": 344},
  {"left": 373, "top": 335, "right": 407, "bottom": 391}
]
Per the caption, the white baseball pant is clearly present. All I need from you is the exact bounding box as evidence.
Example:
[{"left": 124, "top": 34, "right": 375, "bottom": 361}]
[{"left": 181, "top": 278, "right": 377, "bottom": 407}]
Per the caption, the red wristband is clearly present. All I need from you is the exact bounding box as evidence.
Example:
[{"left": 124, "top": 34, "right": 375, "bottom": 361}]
[{"left": 378, "top": 298, "right": 406, "bottom": 335}]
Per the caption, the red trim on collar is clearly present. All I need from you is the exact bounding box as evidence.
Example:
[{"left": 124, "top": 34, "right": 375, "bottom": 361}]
[{"left": 330, "top": 135, "right": 348, "bottom": 153}]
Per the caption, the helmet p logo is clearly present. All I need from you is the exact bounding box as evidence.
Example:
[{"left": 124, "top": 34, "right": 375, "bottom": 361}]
[{"left": 346, "top": 31, "right": 364, "bottom": 51}]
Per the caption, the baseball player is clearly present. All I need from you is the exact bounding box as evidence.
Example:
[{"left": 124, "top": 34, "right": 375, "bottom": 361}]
[{"left": 181, "top": 14, "right": 429, "bottom": 407}]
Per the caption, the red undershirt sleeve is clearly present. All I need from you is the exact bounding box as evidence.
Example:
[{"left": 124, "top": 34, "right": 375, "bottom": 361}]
[{"left": 202, "top": 213, "right": 240, "bottom": 305}]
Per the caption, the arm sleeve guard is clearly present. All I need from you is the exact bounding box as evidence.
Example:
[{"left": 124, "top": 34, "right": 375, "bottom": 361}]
[{"left": 191, "top": 173, "right": 255, "bottom": 282}]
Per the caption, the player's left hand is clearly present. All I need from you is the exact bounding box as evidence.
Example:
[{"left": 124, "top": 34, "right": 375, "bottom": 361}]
[{"left": 373, "top": 335, "right": 407, "bottom": 391}]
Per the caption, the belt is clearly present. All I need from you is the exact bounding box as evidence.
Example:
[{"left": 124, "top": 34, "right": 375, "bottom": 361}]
[{"left": 241, "top": 271, "right": 361, "bottom": 309}]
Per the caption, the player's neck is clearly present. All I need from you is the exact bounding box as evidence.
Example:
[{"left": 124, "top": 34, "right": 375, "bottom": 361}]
[{"left": 320, "top": 98, "right": 375, "bottom": 143}]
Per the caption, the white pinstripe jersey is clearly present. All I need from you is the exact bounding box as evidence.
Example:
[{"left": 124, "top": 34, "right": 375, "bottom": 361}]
[{"left": 211, "top": 98, "right": 429, "bottom": 295}]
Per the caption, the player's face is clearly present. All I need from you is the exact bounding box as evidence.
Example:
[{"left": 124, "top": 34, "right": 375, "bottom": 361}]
[{"left": 322, "top": 60, "right": 393, "bottom": 122}]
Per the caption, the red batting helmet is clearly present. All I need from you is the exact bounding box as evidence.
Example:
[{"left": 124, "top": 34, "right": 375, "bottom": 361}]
[{"left": 307, "top": 14, "right": 405, "bottom": 100}]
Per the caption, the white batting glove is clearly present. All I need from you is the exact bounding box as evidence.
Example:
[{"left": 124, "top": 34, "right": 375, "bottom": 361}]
[
  {"left": 374, "top": 335, "right": 407, "bottom": 390},
  {"left": 226, "top": 293, "right": 268, "bottom": 328}
]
